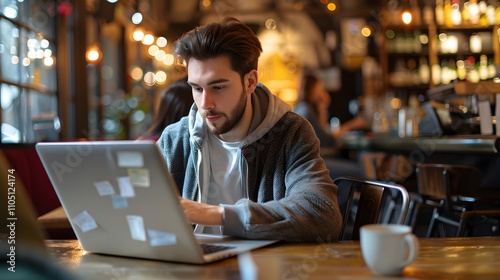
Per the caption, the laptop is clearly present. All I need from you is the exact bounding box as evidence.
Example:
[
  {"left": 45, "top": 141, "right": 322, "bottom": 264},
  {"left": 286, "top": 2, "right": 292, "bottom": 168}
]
[{"left": 35, "top": 140, "right": 277, "bottom": 264}]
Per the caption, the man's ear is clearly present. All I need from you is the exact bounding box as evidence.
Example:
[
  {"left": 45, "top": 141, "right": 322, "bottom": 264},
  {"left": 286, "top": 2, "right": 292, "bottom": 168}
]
[{"left": 245, "top": 70, "right": 258, "bottom": 93}]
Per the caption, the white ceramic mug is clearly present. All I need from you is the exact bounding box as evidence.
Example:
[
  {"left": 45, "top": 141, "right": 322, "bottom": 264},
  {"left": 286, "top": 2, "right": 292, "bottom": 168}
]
[{"left": 360, "top": 224, "right": 419, "bottom": 276}]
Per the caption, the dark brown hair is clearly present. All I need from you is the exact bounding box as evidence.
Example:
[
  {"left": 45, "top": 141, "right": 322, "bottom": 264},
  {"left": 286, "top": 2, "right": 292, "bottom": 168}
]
[
  {"left": 138, "top": 77, "right": 193, "bottom": 140},
  {"left": 172, "top": 17, "right": 262, "bottom": 78}
]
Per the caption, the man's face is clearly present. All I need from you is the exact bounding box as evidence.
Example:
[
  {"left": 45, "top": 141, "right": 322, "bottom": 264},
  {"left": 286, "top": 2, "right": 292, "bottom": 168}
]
[{"left": 187, "top": 56, "right": 249, "bottom": 136}]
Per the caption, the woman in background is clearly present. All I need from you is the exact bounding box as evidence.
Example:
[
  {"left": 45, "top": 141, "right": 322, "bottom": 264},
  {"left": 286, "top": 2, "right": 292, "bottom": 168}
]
[
  {"left": 294, "top": 72, "right": 367, "bottom": 180},
  {"left": 294, "top": 72, "right": 367, "bottom": 148},
  {"left": 138, "top": 77, "right": 193, "bottom": 140}
]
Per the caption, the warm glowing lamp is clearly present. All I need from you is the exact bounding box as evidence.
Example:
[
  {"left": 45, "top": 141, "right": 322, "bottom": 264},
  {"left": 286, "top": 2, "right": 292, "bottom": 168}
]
[
  {"left": 86, "top": 45, "right": 102, "bottom": 64},
  {"left": 132, "top": 28, "right": 145, "bottom": 42},
  {"left": 402, "top": 11, "right": 413, "bottom": 24}
]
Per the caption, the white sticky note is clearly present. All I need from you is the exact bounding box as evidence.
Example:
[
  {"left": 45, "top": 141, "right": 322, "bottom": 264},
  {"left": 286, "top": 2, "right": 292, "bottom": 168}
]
[
  {"left": 117, "top": 176, "right": 135, "bottom": 197},
  {"left": 147, "top": 229, "right": 177, "bottom": 247},
  {"left": 72, "top": 210, "right": 98, "bottom": 233},
  {"left": 117, "top": 151, "right": 144, "bottom": 168},
  {"left": 94, "top": 180, "right": 115, "bottom": 196},
  {"left": 128, "top": 168, "right": 150, "bottom": 187},
  {"left": 478, "top": 100, "right": 493, "bottom": 135},
  {"left": 126, "top": 215, "right": 146, "bottom": 242},
  {"left": 111, "top": 195, "right": 128, "bottom": 209}
]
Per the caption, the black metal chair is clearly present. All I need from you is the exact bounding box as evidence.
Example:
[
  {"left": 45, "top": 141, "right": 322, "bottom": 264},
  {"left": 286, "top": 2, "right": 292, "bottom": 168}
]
[
  {"left": 334, "top": 177, "right": 410, "bottom": 241},
  {"left": 416, "top": 163, "right": 500, "bottom": 237}
]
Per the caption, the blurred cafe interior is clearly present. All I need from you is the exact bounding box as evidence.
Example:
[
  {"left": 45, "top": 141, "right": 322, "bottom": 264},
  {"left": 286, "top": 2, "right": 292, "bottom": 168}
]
[{"left": 1, "top": 0, "right": 500, "bottom": 244}]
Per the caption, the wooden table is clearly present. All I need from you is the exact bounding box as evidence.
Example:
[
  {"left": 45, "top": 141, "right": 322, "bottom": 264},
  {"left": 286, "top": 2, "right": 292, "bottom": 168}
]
[{"left": 45, "top": 236, "right": 500, "bottom": 279}]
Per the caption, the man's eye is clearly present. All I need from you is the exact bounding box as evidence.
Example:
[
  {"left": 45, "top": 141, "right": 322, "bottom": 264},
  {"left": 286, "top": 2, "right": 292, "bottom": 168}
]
[{"left": 213, "top": 85, "right": 225, "bottom": 91}]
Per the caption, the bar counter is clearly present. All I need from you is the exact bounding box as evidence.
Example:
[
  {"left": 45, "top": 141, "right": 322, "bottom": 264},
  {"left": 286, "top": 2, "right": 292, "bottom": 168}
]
[
  {"left": 343, "top": 134, "right": 500, "bottom": 155},
  {"left": 45, "top": 236, "right": 500, "bottom": 279}
]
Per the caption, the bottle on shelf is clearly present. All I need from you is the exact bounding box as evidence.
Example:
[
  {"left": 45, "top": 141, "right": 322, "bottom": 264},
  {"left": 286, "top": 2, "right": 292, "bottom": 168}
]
[
  {"left": 479, "top": 0, "right": 489, "bottom": 26},
  {"left": 419, "top": 56, "right": 431, "bottom": 84},
  {"left": 451, "top": 0, "right": 463, "bottom": 25},
  {"left": 406, "top": 33, "right": 416, "bottom": 53},
  {"left": 469, "top": 33, "right": 482, "bottom": 53},
  {"left": 457, "top": 59, "right": 467, "bottom": 80},
  {"left": 466, "top": 56, "right": 480, "bottom": 82},
  {"left": 469, "top": 0, "right": 481, "bottom": 24},
  {"left": 407, "top": 58, "right": 421, "bottom": 85},
  {"left": 423, "top": 0, "right": 435, "bottom": 24},
  {"left": 462, "top": 1, "right": 471, "bottom": 24},
  {"left": 413, "top": 31, "right": 423, "bottom": 53},
  {"left": 488, "top": 58, "right": 497, "bottom": 78},
  {"left": 448, "top": 58, "right": 458, "bottom": 82},
  {"left": 395, "top": 33, "right": 405, "bottom": 53},
  {"left": 439, "top": 32, "right": 458, "bottom": 54},
  {"left": 479, "top": 54, "right": 489, "bottom": 80},
  {"left": 444, "top": 0, "right": 453, "bottom": 26},
  {"left": 441, "top": 59, "right": 451, "bottom": 84},
  {"left": 436, "top": 0, "right": 445, "bottom": 25},
  {"left": 432, "top": 63, "right": 442, "bottom": 85},
  {"left": 448, "top": 34, "right": 459, "bottom": 53},
  {"left": 485, "top": 0, "right": 496, "bottom": 25}
]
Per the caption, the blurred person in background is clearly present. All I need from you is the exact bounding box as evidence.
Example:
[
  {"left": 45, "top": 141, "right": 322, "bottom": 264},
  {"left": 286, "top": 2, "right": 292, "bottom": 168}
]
[
  {"left": 138, "top": 77, "right": 193, "bottom": 141},
  {"left": 294, "top": 72, "right": 367, "bottom": 148},
  {"left": 294, "top": 71, "right": 367, "bottom": 179}
]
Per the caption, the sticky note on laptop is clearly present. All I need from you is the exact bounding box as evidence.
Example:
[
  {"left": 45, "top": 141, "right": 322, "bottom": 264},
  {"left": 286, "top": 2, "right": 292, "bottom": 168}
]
[
  {"left": 72, "top": 210, "right": 98, "bottom": 233},
  {"left": 147, "top": 229, "right": 177, "bottom": 247},
  {"left": 117, "top": 151, "right": 144, "bottom": 167},
  {"left": 127, "top": 215, "right": 146, "bottom": 242},
  {"left": 117, "top": 176, "right": 135, "bottom": 197},
  {"left": 94, "top": 180, "right": 115, "bottom": 196},
  {"left": 127, "top": 168, "right": 150, "bottom": 187}
]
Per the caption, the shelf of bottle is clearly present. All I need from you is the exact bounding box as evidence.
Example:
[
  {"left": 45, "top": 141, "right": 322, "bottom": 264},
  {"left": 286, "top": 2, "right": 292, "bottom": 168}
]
[
  {"left": 437, "top": 51, "right": 496, "bottom": 57},
  {"left": 387, "top": 84, "right": 430, "bottom": 91},
  {"left": 387, "top": 52, "right": 429, "bottom": 58},
  {"left": 384, "top": 23, "right": 498, "bottom": 32},
  {"left": 384, "top": 25, "right": 432, "bottom": 31},
  {"left": 433, "top": 24, "right": 498, "bottom": 31},
  {"left": 388, "top": 70, "right": 431, "bottom": 89},
  {"left": 386, "top": 52, "right": 495, "bottom": 58}
]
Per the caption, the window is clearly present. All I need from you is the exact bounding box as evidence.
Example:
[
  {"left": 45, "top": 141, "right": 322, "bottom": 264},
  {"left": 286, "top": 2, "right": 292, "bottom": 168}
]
[{"left": 0, "top": 0, "right": 58, "bottom": 143}]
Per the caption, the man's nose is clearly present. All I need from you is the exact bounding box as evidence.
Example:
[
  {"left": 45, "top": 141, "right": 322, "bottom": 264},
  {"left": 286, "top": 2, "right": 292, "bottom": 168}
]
[{"left": 199, "top": 90, "right": 215, "bottom": 110}]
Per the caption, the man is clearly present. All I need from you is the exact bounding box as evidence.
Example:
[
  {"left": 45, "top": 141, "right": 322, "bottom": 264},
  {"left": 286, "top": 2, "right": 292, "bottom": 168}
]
[{"left": 157, "top": 17, "right": 342, "bottom": 243}]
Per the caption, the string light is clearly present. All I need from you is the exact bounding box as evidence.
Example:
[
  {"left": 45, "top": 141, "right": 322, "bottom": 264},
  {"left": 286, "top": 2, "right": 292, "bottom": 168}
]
[
  {"left": 132, "top": 28, "right": 145, "bottom": 41},
  {"left": 131, "top": 12, "right": 143, "bottom": 24},
  {"left": 86, "top": 45, "right": 102, "bottom": 64}
]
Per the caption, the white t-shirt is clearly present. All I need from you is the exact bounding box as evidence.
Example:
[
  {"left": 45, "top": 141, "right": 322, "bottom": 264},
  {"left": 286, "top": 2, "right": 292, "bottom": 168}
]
[
  {"left": 199, "top": 132, "right": 244, "bottom": 235},
  {"left": 204, "top": 132, "right": 243, "bottom": 205}
]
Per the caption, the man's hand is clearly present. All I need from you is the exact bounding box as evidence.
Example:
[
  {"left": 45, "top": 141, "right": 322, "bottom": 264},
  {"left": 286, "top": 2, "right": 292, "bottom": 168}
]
[{"left": 178, "top": 197, "right": 224, "bottom": 226}]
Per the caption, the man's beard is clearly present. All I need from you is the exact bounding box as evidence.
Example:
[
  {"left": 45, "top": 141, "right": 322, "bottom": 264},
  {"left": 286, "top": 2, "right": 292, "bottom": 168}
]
[{"left": 204, "top": 88, "right": 247, "bottom": 135}]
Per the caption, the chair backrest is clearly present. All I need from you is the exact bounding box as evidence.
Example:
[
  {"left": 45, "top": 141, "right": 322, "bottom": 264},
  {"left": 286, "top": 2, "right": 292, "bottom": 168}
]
[
  {"left": 416, "top": 163, "right": 482, "bottom": 211},
  {"left": 0, "top": 143, "right": 59, "bottom": 216},
  {"left": 334, "top": 176, "right": 410, "bottom": 241}
]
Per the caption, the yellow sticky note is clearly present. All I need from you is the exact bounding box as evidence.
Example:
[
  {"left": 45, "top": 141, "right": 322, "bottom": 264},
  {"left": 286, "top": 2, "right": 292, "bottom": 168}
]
[{"left": 127, "top": 168, "right": 150, "bottom": 187}]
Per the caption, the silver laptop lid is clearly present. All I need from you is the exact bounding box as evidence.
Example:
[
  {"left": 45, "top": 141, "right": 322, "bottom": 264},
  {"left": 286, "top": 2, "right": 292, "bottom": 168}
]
[{"left": 36, "top": 141, "right": 207, "bottom": 263}]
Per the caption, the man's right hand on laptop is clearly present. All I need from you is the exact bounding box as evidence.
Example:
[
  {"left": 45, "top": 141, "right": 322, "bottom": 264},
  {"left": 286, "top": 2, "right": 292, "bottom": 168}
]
[{"left": 179, "top": 197, "right": 223, "bottom": 226}]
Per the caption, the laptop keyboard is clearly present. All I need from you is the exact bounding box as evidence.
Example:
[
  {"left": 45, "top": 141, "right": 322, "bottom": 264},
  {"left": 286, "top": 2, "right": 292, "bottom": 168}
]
[{"left": 201, "top": 244, "right": 236, "bottom": 254}]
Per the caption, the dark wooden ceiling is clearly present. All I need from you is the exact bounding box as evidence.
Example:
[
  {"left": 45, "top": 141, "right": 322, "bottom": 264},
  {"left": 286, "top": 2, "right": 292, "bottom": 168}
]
[{"left": 147, "top": 0, "right": 381, "bottom": 40}]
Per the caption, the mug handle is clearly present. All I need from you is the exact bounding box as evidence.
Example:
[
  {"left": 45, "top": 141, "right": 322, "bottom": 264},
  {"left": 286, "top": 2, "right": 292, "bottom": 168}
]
[{"left": 401, "top": 233, "right": 420, "bottom": 266}]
